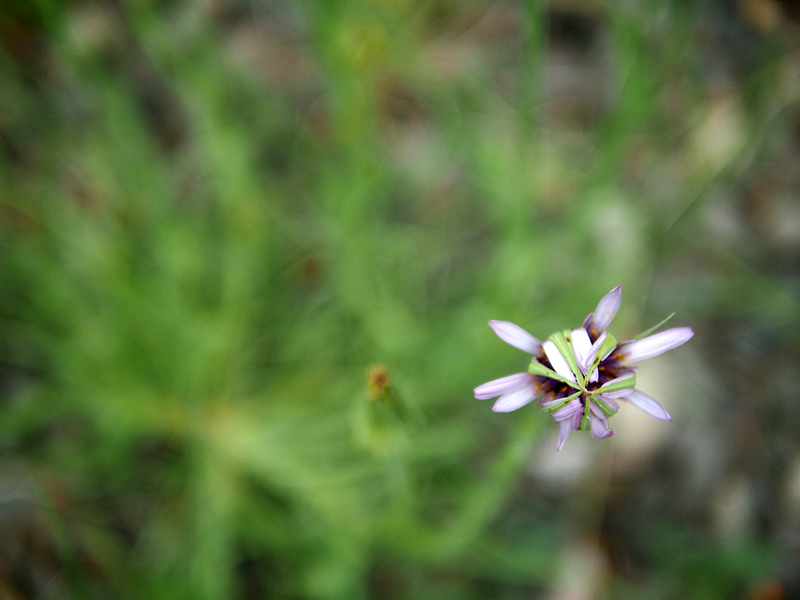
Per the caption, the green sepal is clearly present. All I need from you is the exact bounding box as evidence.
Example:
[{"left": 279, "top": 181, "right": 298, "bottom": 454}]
[
  {"left": 579, "top": 397, "right": 592, "bottom": 430},
  {"left": 528, "top": 359, "right": 578, "bottom": 390},
  {"left": 588, "top": 394, "right": 619, "bottom": 417},
  {"left": 548, "top": 330, "right": 584, "bottom": 386},
  {"left": 598, "top": 373, "right": 636, "bottom": 394},
  {"left": 634, "top": 311, "right": 677, "bottom": 340},
  {"left": 542, "top": 390, "right": 582, "bottom": 414}
]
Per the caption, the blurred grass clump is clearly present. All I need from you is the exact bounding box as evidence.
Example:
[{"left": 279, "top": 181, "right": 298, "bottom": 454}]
[{"left": 1, "top": 0, "right": 800, "bottom": 598}]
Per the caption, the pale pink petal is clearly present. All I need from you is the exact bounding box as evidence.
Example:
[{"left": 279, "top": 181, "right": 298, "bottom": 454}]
[
  {"left": 622, "top": 327, "right": 694, "bottom": 362},
  {"left": 491, "top": 383, "right": 538, "bottom": 412},
  {"left": 590, "top": 417, "right": 614, "bottom": 440},
  {"left": 556, "top": 420, "right": 573, "bottom": 452},
  {"left": 543, "top": 340, "right": 576, "bottom": 383},
  {"left": 489, "top": 321, "right": 541, "bottom": 355},
  {"left": 589, "top": 285, "right": 622, "bottom": 335},
  {"left": 589, "top": 404, "right": 614, "bottom": 439},
  {"left": 474, "top": 373, "right": 532, "bottom": 400},
  {"left": 624, "top": 389, "right": 672, "bottom": 421},
  {"left": 552, "top": 399, "right": 582, "bottom": 422}
]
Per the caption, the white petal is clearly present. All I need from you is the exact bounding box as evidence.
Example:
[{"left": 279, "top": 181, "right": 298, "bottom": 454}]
[
  {"left": 474, "top": 373, "right": 532, "bottom": 400},
  {"left": 624, "top": 389, "right": 672, "bottom": 421},
  {"left": 491, "top": 383, "right": 538, "bottom": 412},
  {"left": 543, "top": 340, "right": 576, "bottom": 383},
  {"left": 623, "top": 327, "right": 694, "bottom": 362},
  {"left": 591, "top": 285, "right": 622, "bottom": 334},
  {"left": 489, "top": 321, "right": 541, "bottom": 355},
  {"left": 571, "top": 328, "right": 592, "bottom": 372}
]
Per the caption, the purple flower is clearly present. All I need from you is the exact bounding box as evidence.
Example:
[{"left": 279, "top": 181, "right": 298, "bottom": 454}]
[{"left": 474, "top": 286, "right": 693, "bottom": 451}]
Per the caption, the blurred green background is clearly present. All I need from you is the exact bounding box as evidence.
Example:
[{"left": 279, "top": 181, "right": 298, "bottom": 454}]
[{"left": 2, "top": 0, "right": 800, "bottom": 598}]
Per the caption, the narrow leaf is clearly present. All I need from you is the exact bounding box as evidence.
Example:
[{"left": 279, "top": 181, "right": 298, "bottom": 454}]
[{"left": 634, "top": 311, "right": 677, "bottom": 340}]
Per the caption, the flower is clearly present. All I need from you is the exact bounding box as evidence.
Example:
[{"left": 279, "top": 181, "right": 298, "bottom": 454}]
[{"left": 474, "top": 286, "right": 693, "bottom": 451}]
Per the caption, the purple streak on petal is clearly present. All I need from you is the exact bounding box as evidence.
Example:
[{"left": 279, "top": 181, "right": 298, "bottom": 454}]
[
  {"left": 622, "top": 327, "right": 694, "bottom": 362},
  {"left": 624, "top": 389, "right": 672, "bottom": 421},
  {"left": 591, "top": 285, "right": 622, "bottom": 335},
  {"left": 582, "top": 312, "right": 594, "bottom": 333},
  {"left": 489, "top": 321, "right": 541, "bottom": 355},
  {"left": 552, "top": 399, "right": 582, "bottom": 422},
  {"left": 589, "top": 403, "right": 615, "bottom": 439},
  {"left": 474, "top": 373, "right": 532, "bottom": 400},
  {"left": 556, "top": 420, "right": 573, "bottom": 452},
  {"left": 491, "top": 383, "right": 538, "bottom": 412},
  {"left": 543, "top": 340, "right": 576, "bottom": 383}
]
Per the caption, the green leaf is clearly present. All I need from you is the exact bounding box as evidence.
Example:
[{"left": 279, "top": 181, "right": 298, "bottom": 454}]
[{"left": 634, "top": 311, "right": 677, "bottom": 340}]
